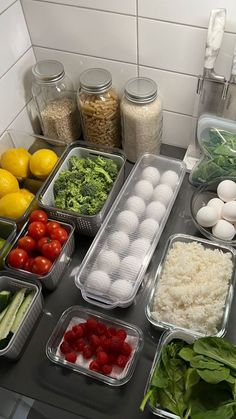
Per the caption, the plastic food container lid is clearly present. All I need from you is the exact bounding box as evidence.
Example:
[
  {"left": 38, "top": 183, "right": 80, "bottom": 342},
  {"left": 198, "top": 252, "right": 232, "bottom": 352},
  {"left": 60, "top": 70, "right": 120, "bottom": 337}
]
[{"left": 197, "top": 114, "right": 236, "bottom": 142}]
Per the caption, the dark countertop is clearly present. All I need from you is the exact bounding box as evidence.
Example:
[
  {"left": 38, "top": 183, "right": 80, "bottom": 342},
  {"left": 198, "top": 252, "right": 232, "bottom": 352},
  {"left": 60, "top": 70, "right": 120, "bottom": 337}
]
[{"left": 1, "top": 144, "right": 235, "bottom": 419}]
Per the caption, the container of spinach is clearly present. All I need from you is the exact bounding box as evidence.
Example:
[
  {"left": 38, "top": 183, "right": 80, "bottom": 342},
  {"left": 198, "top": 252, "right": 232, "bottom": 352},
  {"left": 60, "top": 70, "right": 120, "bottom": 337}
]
[
  {"left": 140, "top": 330, "right": 236, "bottom": 418},
  {"left": 189, "top": 126, "right": 236, "bottom": 186}
]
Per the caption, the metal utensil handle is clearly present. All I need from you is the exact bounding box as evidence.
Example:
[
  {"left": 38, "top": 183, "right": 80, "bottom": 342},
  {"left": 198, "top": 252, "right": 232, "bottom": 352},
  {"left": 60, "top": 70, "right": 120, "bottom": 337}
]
[{"left": 204, "top": 8, "right": 226, "bottom": 74}]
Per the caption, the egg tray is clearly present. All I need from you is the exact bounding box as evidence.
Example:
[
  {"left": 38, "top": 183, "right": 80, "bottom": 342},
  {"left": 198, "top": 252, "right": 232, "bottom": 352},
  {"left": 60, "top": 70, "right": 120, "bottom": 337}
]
[{"left": 75, "top": 153, "right": 186, "bottom": 309}]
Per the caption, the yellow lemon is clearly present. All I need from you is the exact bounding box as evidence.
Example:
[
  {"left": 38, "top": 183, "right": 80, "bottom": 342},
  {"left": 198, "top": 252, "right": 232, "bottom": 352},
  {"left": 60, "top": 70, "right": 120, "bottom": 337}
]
[
  {"left": 0, "top": 192, "right": 29, "bottom": 219},
  {"left": 29, "top": 149, "right": 58, "bottom": 179},
  {"left": 0, "top": 169, "right": 19, "bottom": 198},
  {"left": 0, "top": 148, "right": 31, "bottom": 180},
  {"left": 20, "top": 189, "right": 35, "bottom": 204}
]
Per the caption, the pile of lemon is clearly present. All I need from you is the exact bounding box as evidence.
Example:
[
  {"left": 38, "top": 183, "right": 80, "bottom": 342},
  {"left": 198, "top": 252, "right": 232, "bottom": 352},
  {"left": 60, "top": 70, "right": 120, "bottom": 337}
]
[{"left": 0, "top": 148, "right": 58, "bottom": 219}]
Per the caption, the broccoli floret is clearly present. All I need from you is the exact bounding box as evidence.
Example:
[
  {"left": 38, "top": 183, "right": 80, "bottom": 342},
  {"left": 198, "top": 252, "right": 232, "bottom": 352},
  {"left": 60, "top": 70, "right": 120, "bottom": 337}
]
[{"left": 53, "top": 154, "right": 118, "bottom": 215}]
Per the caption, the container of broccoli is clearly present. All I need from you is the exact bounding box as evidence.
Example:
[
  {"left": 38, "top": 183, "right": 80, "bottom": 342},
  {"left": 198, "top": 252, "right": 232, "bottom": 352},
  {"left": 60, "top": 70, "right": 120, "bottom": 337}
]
[{"left": 38, "top": 143, "right": 126, "bottom": 236}]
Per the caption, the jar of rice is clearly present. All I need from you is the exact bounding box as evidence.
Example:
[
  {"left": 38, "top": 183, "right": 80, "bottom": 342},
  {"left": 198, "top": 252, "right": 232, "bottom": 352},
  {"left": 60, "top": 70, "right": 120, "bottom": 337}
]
[
  {"left": 120, "top": 77, "right": 163, "bottom": 162},
  {"left": 77, "top": 68, "right": 121, "bottom": 148}
]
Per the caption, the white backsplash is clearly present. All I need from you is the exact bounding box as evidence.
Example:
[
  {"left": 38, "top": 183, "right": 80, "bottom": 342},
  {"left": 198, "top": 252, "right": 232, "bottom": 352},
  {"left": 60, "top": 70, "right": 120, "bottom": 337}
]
[{"left": 1, "top": 0, "right": 236, "bottom": 148}]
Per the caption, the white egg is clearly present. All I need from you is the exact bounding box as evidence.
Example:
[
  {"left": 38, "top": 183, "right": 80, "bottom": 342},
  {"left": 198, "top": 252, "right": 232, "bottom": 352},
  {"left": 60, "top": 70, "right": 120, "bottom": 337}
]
[
  {"left": 146, "top": 201, "right": 166, "bottom": 223},
  {"left": 115, "top": 210, "right": 139, "bottom": 234},
  {"left": 129, "top": 238, "right": 150, "bottom": 258},
  {"left": 207, "top": 197, "right": 224, "bottom": 218},
  {"left": 160, "top": 170, "right": 179, "bottom": 190},
  {"left": 221, "top": 201, "right": 236, "bottom": 223},
  {"left": 134, "top": 180, "right": 153, "bottom": 201},
  {"left": 125, "top": 195, "right": 146, "bottom": 218},
  {"left": 139, "top": 218, "right": 159, "bottom": 240},
  {"left": 141, "top": 166, "right": 160, "bottom": 186},
  {"left": 107, "top": 231, "right": 130, "bottom": 254},
  {"left": 217, "top": 180, "right": 236, "bottom": 202},
  {"left": 212, "top": 219, "right": 235, "bottom": 241},
  {"left": 86, "top": 270, "right": 111, "bottom": 293},
  {"left": 109, "top": 279, "right": 133, "bottom": 300},
  {"left": 196, "top": 206, "right": 218, "bottom": 228},
  {"left": 96, "top": 250, "right": 120, "bottom": 274},
  {"left": 152, "top": 184, "right": 173, "bottom": 206},
  {"left": 118, "top": 256, "right": 141, "bottom": 281}
]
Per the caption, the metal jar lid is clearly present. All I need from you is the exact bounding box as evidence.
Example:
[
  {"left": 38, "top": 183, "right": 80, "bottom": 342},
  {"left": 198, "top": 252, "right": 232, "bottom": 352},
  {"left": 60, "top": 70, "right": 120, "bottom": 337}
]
[
  {"left": 32, "top": 60, "right": 65, "bottom": 83},
  {"left": 124, "top": 77, "right": 157, "bottom": 103},
  {"left": 79, "top": 68, "right": 112, "bottom": 93}
]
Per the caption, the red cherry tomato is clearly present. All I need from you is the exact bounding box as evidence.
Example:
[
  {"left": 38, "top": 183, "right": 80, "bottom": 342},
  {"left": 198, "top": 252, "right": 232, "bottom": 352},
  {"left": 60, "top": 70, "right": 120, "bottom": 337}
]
[
  {"left": 50, "top": 227, "right": 68, "bottom": 244},
  {"left": 17, "top": 235, "right": 36, "bottom": 253},
  {"left": 28, "top": 221, "right": 46, "bottom": 241},
  {"left": 24, "top": 257, "right": 35, "bottom": 272},
  {"left": 46, "top": 221, "right": 60, "bottom": 236},
  {"left": 41, "top": 239, "right": 61, "bottom": 261},
  {"left": 37, "top": 236, "right": 50, "bottom": 253},
  {"left": 29, "top": 210, "right": 48, "bottom": 224},
  {"left": 8, "top": 248, "right": 28, "bottom": 269},
  {"left": 31, "top": 256, "right": 52, "bottom": 275}
]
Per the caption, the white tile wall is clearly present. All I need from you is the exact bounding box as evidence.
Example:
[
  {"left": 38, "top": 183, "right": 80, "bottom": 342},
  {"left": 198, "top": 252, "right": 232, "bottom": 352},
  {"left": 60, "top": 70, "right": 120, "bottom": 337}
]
[
  {"left": 38, "top": 0, "right": 136, "bottom": 15},
  {"left": 0, "top": 0, "right": 36, "bottom": 139}
]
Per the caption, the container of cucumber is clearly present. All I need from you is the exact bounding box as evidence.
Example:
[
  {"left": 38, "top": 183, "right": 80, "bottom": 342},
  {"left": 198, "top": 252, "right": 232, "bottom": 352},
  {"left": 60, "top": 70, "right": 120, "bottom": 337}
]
[{"left": 0, "top": 273, "right": 42, "bottom": 359}]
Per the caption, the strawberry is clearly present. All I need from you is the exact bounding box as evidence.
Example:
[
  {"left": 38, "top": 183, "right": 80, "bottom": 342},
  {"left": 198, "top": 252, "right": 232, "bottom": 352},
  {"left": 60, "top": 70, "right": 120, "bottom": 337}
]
[
  {"left": 109, "top": 336, "right": 123, "bottom": 353},
  {"left": 89, "top": 334, "right": 100, "bottom": 348},
  {"left": 96, "top": 351, "right": 109, "bottom": 366},
  {"left": 65, "top": 352, "right": 77, "bottom": 363},
  {"left": 72, "top": 324, "right": 84, "bottom": 339},
  {"left": 102, "top": 364, "right": 112, "bottom": 375},
  {"left": 86, "top": 317, "right": 98, "bottom": 332},
  {"left": 96, "top": 322, "right": 107, "bottom": 336},
  {"left": 121, "top": 342, "right": 132, "bottom": 356},
  {"left": 60, "top": 341, "right": 71, "bottom": 354},
  {"left": 64, "top": 330, "right": 76, "bottom": 344},
  {"left": 83, "top": 345, "right": 93, "bottom": 359},
  {"left": 116, "top": 329, "right": 127, "bottom": 341},
  {"left": 89, "top": 360, "right": 100, "bottom": 372},
  {"left": 106, "top": 327, "right": 117, "bottom": 337}
]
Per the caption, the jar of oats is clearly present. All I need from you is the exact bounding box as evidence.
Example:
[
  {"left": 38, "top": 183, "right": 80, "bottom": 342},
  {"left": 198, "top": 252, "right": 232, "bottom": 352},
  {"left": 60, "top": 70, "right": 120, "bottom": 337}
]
[
  {"left": 78, "top": 68, "right": 121, "bottom": 147},
  {"left": 32, "top": 60, "right": 81, "bottom": 143},
  {"left": 120, "top": 77, "right": 163, "bottom": 162}
]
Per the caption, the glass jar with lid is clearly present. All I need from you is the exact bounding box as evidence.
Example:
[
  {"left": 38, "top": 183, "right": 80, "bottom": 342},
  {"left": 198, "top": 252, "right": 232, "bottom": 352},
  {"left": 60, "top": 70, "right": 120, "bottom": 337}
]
[
  {"left": 32, "top": 60, "right": 81, "bottom": 143},
  {"left": 120, "top": 77, "right": 163, "bottom": 162},
  {"left": 77, "top": 68, "right": 121, "bottom": 148}
]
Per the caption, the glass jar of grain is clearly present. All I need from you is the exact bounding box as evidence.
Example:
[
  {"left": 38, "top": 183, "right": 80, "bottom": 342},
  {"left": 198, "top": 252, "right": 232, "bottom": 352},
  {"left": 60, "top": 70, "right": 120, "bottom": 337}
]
[
  {"left": 120, "top": 77, "right": 163, "bottom": 162},
  {"left": 32, "top": 60, "right": 81, "bottom": 143},
  {"left": 77, "top": 68, "right": 121, "bottom": 147}
]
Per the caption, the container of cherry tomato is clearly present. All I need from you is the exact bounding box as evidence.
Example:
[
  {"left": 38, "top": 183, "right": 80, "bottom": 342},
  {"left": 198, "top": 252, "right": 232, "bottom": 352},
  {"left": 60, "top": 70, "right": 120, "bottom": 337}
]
[
  {"left": 46, "top": 305, "right": 143, "bottom": 386},
  {"left": 4, "top": 210, "right": 75, "bottom": 290}
]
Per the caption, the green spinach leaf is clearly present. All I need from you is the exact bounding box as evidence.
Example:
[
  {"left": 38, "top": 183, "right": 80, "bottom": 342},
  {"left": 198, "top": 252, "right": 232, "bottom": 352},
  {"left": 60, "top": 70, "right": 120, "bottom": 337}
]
[
  {"left": 190, "top": 355, "right": 225, "bottom": 370},
  {"left": 179, "top": 346, "right": 195, "bottom": 362},
  {"left": 194, "top": 337, "right": 236, "bottom": 371}
]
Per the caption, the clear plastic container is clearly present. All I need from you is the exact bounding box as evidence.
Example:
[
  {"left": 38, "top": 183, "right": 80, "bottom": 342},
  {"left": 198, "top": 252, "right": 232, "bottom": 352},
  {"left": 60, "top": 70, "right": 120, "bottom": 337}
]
[
  {"left": 190, "top": 176, "right": 236, "bottom": 247},
  {"left": 38, "top": 142, "right": 126, "bottom": 236},
  {"left": 0, "top": 129, "right": 67, "bottom": 227},
  {"left": 0, "top": 218, "right": 17, "bottom": 267},
  {"left": 32, "top": 60, "right": 81, "bottom": 143},
  {"left": 46, "top": 305, "right": 143, "bottom": 386},
  {"left": 75, "top": 154, "right": 186, "bottom": 309},
  {"left": 146, "top": 233, "right": 235, "bottom": 337},
  {"left": 4, "top": 218, "right": 75, "bottom": 291},
  {"left": 143, "top": 329, "right": 196, "bottom": 418},
  {"left": 121, "top": 77, "right": 163, "bottom": 163},
  {"left": 77, "top": 68, "right": 121, "bottom": 147},
  {"left": 0, "top": 274, "right": 43, "bottom": 359}
]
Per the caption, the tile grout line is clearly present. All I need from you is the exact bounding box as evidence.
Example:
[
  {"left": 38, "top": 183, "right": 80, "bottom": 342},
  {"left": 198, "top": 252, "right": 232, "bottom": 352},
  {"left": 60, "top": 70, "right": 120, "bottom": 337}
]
[
  {"left": 0, "top": 46, "right": 32, "bottom": 81},
  {"left": 20, "top": 0, "right": 35, "bottom": 53},
  {"left": 0, "top": 0, "right": 17, "bottom": 16},
  {"left": 0, "top": 98, "right": 33, "bottom": 138}
]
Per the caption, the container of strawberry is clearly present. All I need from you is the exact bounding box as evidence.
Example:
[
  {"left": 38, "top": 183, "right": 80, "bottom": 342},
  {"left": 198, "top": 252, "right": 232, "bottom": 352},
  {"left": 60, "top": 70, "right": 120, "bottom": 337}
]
[{"left": 46, "top": 305, "right": 144, "bottom": 386}]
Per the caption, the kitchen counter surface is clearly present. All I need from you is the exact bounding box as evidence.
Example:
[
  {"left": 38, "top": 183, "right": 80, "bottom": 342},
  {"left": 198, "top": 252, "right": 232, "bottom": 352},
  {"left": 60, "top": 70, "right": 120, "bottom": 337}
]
[{"left": 1, "top": 144, "right": 235, "bottom": 419}]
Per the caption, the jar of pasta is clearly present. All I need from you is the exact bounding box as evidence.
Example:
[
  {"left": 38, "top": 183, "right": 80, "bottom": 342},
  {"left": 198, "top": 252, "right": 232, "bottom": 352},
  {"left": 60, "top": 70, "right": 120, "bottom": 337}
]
[
  {"left": 78, "top": 68, "right": 121, "bottom": 147},
  {"left": 120, "top": 77, "right": 163, "bottom": 162},
  {"left": 32, "top": 60, "right": 81, "bottom": 143}
]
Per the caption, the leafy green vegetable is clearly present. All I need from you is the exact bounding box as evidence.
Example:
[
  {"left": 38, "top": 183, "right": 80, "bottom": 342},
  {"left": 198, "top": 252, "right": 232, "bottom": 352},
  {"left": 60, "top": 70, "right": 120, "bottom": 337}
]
[
  {"left": 194, "top": 337, "right": 236, "bottom": 371},
  {"left": 191, "top": 127, "right": 236, "bottom": 185},
  {"left": 53, "top": 155, "right": 119, "bottom": 215},
  {"left": 140, "top": 337, "right": 236, "bottom": 418}
]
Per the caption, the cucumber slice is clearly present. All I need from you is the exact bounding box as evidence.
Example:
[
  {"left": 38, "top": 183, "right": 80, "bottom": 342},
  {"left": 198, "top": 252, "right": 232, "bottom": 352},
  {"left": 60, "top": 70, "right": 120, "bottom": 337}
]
[
  {"left": 11, "top": 292, "right": 34, "bottom": 334},
  {"left": 0, "top": 306, "right": 8, "bottom": 323},
  {"left": 0, "top": 291, "right": 11, "bottom": 312},
  {"left": 0, "top": 288, "right": 25, "bottom": 340}
]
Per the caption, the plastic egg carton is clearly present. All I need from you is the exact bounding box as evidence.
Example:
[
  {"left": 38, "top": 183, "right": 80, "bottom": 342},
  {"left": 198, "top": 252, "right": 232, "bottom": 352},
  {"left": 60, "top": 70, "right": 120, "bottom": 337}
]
[{"left": 75, "top": 153, "right": 186, "bottom": 309}]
